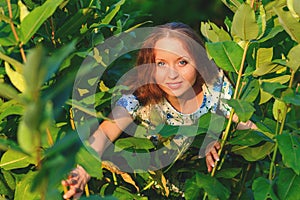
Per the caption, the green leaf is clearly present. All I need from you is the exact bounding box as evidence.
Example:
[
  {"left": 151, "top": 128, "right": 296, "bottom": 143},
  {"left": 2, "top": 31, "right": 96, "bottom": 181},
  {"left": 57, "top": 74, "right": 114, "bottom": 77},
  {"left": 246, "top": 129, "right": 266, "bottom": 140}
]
[
  {"left": 23, "top": 45, "right": 46, "bottom": 95},
  {"left": 43, "top": 40, "right": 76, "bottom": 82},
  {"left": 0, "top": 83, "right": 20, "bottom": 100},
  {"left": 231, "top": 142, "right": 274, "bottom": 161},
  {"left": 4, "top": 62, "right": 26, "bottom": 92},
  {"left": 184, "top": 172, "right": 230, "bottom": 200},
  {"left": 20, "top": 0, "right": 65, "bottom": 43},
  {"left": 286, "top": 44, "right": 300, "bottom": 71},
  {"left": 261, "top": 81, "right": 288, "bottom": 95},
  {"left": 0, "top": 104, "right": 23, "bottom": 121},
  {"left": 274, "top": 6, "right": 300, "bottom": 43},
  {"left": 272, "top": 99, "right": 288, "bottom": 122},
  {"left": 256, "top": 47, "right": 273, "bottom": 69},
  {"left": 0, "top": 149, "right": 34, "bottom": 170},
  {"left": 17, "top": 119, "right": 40, "bottom": 154},
  {"left": 260, "top": 75, "right": 291, "bottom": 86},
  {"left": 0, "top": 170, "right": 15, "bottom": 199},
  {"left": 229, "top": 129, "right": 272, "bottom": 146},
  {"left": 206, "top": 41, "right": 243, "bottom": 73},
  {"left": 253, "top": 63, "right": 284, "bottom": 77},
  {"left": 282, "top": 88, "right": 300, "bottom": 106},
  {"left": 76, "top": 146, "right": 102, "bottom": 179},
  {"left": 101, "top": 0, "right": 125, "bottom": 25},
  {"left": 277, "top": 133, "right": 300, "bottom": 175},
  {"left": 215, "top": 168, "right": 242, "bottom": 179},
  {"left": 224, "top": 99, "right": 255, "bottom": 122},
  {"left": 241, "top": 79, "right": 259, "bottom": 102},
  {"left": 114, "top": 137, "right": 155, "bottom": 152},
  {"left": 200, "top": 21, "right": 231, "bottom": 42},
  {"left": 100, "top": 183, "right": 146, "bottom": 200},
  {"left": 14, "top": 171, "right": 40, "bottom": 200},
  {"left": 277, "top": 168, "right": 300, "bottom": 200},
  {"left": 0, "top": 52, "right": 23, "bottom": 72},
  {"left": 231, "top": 3, "right": 259, "bottom": 40},
  {"left": 252, "top": 177, "right": 279, "bottom": 200},
  {"left": 55, "top": 8, "right": 93, "bottom": 38}
]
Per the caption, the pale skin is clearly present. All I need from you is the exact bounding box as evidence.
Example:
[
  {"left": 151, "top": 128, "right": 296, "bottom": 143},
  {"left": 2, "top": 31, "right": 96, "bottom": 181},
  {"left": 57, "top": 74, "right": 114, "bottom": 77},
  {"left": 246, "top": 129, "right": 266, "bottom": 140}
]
[{"left": 62, "top": 37, "right": 257, "bottom": 199}]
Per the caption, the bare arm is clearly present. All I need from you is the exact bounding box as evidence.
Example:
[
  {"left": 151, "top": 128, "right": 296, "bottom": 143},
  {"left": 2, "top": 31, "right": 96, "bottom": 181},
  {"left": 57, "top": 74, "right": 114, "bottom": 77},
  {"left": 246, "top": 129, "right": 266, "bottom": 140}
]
[{"left": 62, "top": 106, "right": 133, "bottom": 199}]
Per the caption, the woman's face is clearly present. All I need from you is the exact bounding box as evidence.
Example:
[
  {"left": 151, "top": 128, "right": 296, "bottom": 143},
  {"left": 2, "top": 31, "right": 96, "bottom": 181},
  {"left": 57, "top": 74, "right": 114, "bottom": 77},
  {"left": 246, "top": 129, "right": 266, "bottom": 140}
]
[{"left": 154, "top": 37, "right": 197, "bottom": 98}]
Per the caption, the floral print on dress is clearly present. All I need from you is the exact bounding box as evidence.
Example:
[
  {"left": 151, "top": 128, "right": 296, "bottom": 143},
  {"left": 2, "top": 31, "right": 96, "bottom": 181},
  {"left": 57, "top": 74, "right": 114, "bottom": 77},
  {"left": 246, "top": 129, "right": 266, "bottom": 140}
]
[{"left": 115, "top": 70, "right": 233, "bottom": 127}]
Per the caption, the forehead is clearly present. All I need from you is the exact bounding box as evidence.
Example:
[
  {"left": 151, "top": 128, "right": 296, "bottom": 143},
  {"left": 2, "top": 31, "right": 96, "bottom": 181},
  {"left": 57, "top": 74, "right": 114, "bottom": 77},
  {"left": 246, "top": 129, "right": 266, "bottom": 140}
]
[{"left": 154, "top": 37, "right": 190, "bottom": 58}]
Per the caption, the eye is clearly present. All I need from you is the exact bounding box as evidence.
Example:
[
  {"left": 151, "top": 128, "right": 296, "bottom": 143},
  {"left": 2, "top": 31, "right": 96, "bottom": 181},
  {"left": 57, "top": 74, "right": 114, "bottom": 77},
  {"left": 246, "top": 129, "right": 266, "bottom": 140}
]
[
  {"left": 178, "top": 60, "right": 188, "bottom": 66},
  {"left": 156, "top": 61, "right": 166, "bottom": 67}
]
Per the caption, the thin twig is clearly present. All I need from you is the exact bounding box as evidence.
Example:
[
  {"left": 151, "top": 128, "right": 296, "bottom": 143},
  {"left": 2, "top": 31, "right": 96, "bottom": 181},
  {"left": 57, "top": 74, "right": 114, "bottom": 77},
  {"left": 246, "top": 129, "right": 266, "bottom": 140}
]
[{"left": 6, "top": 0, "right": 27, "bottom": 63}]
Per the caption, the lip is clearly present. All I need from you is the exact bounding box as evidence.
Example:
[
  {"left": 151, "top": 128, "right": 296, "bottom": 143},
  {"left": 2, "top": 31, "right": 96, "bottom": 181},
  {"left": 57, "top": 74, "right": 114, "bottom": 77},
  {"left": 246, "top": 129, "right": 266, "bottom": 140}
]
[{"left": 166, "top": 82, "right": 182, "bottom": 89}]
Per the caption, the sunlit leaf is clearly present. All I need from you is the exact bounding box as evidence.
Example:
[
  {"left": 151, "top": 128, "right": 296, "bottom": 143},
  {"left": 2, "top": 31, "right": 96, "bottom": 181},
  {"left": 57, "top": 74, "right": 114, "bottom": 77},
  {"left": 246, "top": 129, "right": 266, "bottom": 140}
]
[
  {"left": 101, "top": 0, "right": 125, "bottom": 25},
  {"left": 0, "top": 52, "right": 23, "bottom": 72},
  {"left": 0, "top": 149, "right": 34, "bottom": 170},
  {"left": 0, "top": 104, "right": 24, "bottom": 121},
  {"left": 4, "top": 62, "right": 25, "bottom": 92},
  {"left": 231, "top": 3, "right": 259, "bottom": 40},
  {"left": 277, "top": 168, "right": 300, "bottom": 200},
  {"left": 287, "top": 0, "right": 300, "bottom": 19},
  {"left": 0, "top": 83, "right": 19, "bottom": 100},
  {"left": 252, "top": 177, "right": 279, "bottom": 200},
  {"left": 272, "top": 99, "right": 289, "bottom": 122},
  {"left": 200, "top": 21, "right": 231, "bottom": 42},
  {"left": 14, "top": 171, "right": 40, "bottom": 200},
  {"left": 206, "top": 41, "right": 243, "bottom": 73},
  {"left": 286, "top": 44, "right": 300, "bottom": 72},
  {"left": 231, "top": 142, "right": 274, "bottom": 161},
  {"left": 277, "top": 133, "right": 300, "bottom": 175},
  {"left": 256, "top": 47, "right": 273, "bottom": 68},
  {"left": 20, "top": 0, "right": 65, "bottom": 43},
  {"left": 274, "top": 6, "right": 300, "bottom": 43}
]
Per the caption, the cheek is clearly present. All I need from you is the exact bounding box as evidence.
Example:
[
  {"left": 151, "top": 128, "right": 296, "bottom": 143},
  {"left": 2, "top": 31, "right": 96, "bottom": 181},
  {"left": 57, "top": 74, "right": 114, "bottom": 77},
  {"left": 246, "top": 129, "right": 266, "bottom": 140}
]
[
  {"left": 154, "top": 68, "right": 165, "bottom": 83},
  {"left": 182, "top": 68, "right": 197, "bottom": 84}
]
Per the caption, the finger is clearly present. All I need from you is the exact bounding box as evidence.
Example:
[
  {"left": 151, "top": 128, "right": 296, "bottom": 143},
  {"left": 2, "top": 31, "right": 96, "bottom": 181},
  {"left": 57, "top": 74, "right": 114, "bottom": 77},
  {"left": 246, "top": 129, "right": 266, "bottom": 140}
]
[
  {"left": 73, "top": 189, "right": 83, "bottom": 200},
  {"left": 214, "top": 142, "right": 221, "bottom": 150},
  {"left": 206, "top": 155, "right": 213, "bottom": 172},
  {"left": 62, "top": 178, "right": 78, "bottom": 186},
  {"left": 210, "top": 147, "right": 220, "bottom": 162},
  {"left": 206, "top": 153, "right": 215, "bottom": 169},
  {"left": 63, "top": 187, "right": 77, "bottom": 199}
]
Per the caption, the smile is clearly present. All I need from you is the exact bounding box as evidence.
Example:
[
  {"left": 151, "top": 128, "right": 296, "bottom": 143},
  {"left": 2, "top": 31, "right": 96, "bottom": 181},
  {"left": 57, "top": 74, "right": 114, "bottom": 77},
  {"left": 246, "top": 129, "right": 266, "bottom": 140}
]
[{"left": 166, "top": 82, "right": 182, "bottom": 89}]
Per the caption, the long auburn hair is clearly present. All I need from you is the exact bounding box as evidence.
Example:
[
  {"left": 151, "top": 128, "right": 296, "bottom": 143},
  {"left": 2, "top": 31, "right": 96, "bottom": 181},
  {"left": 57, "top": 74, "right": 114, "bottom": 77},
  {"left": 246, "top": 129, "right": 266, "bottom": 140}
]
[{"left": 126, "top": 22, "right": 213, "bottom": 106}]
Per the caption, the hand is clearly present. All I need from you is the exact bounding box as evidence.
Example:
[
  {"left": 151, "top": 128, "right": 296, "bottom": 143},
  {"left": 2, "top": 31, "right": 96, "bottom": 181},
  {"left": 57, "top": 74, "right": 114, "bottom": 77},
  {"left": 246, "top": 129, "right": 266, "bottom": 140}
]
[
  {"left": 62, "top": 165, "right": 90, "bottom": 199},
  {"left": 205, "top": 142, "right": 220, "bottom": 173}
]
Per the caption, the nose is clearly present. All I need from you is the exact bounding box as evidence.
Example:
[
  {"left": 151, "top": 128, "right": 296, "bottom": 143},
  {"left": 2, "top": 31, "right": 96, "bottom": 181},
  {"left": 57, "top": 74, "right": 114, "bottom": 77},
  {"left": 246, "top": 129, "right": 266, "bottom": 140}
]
[{"left": 167, "top": 66, "right": 179, "bottom": 79}]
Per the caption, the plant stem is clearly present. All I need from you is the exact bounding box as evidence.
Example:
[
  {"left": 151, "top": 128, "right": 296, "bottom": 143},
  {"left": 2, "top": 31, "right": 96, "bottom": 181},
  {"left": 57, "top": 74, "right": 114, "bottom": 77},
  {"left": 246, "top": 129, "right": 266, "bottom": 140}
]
[
  {"left": 203, "top": 42, "right": 250, "bottom": 200},
  {"left": 6, "top": 0, "right": 27, "bottom": 63},
  {"left": 268, "top": 69, "right": 294, "bottom": 180}
]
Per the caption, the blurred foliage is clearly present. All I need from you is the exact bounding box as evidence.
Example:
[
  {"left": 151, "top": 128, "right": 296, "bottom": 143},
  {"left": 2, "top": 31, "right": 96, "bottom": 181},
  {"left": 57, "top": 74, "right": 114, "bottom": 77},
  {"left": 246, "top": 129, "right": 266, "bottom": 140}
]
[{"left": 0, "top": 0, "right": 299, "bottom": 200}]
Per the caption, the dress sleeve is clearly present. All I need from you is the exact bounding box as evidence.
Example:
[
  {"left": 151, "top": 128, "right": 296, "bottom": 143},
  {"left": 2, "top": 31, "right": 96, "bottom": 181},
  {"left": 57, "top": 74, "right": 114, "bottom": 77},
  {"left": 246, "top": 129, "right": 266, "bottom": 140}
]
[
  {"left": 115, "top": 94, "right": 140, "bottom": 115},
  {"left": 219, "top": 74, "right": 233, "bottom": 116}
]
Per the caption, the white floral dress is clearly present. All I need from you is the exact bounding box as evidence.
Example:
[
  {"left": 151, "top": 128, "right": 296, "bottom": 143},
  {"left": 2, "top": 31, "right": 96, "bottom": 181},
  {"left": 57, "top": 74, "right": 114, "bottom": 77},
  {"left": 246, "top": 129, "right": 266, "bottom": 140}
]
[{"left": 116, "top": 70, "right": 232, "bottom": 129}]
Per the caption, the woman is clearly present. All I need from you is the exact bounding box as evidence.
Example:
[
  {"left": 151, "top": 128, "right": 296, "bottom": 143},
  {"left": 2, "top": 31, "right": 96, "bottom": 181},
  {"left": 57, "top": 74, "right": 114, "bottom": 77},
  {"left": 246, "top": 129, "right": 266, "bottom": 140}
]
[{"left": 62, "top": 22, "right": 256, "bottom": 199}]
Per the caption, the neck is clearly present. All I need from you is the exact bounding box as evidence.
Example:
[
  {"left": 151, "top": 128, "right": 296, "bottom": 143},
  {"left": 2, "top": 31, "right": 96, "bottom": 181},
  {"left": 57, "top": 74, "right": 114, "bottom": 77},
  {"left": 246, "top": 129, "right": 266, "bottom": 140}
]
[{"left": 167, "top": 84, "right": 203, "bottom": 114}]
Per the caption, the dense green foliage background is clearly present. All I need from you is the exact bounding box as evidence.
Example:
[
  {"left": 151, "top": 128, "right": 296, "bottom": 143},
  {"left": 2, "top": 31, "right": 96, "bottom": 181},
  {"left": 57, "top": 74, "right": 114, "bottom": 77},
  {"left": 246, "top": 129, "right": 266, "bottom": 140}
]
[{"left": 0, "top": 0, "right": 299, "bottom": 199}]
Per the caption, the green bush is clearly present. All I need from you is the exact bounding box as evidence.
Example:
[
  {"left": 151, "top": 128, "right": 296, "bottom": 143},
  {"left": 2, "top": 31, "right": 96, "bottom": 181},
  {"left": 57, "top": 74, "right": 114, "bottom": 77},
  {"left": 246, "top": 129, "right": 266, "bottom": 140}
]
[{"left": 0, "top": 0, "right": 299, "bottom": 200}]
